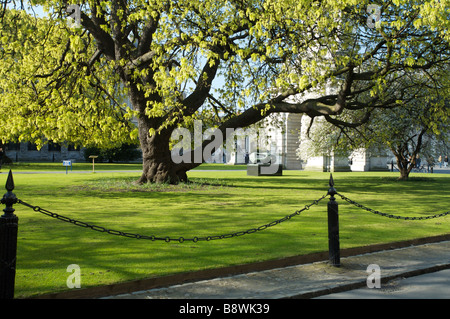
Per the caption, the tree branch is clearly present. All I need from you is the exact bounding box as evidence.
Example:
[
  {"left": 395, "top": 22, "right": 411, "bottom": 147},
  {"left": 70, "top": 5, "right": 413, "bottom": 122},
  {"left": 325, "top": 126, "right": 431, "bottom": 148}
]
[{"left": 80, "top": 11, "right": 115, "bottom": 59}]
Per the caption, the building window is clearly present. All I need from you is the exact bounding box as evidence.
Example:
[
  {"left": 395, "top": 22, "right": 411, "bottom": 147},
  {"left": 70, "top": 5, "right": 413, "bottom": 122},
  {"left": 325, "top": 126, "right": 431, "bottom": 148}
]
[
  {"left": 48, "top": 141, "right": 61, "bottom": 152},
  {"left": 6, "top": 142, "right": 20, "bottom": 151},
  {"left": 27, "top": 142, "right": 38, "bottom": 151},
  {"left": 68, "top": 144, "right": 80, "bottom": 152}
]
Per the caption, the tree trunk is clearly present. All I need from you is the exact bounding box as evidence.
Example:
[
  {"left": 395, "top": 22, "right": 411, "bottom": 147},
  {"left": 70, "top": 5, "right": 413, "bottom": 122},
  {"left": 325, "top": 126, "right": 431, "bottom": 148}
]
[
  {"left": 398, "top": 166, "right": 410, "bottom": 181},
  {"left": 124, "top": 73, "right": 195, "bottom": 184},
  {"left": 391, "top": 129, "right": 426, "bottom": 181},
  {"left": 394, "top": 154, "right": 411, "bottom": 181},
  {"left": 136, "top": 116, "right": 191, "bottom": 184}
]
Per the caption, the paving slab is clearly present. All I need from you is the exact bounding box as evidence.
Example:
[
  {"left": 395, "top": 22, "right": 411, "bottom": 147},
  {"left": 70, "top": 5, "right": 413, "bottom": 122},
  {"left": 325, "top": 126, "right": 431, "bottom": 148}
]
[
  {"left": 102, "top": 240, "right": 450, "bottom": 299},
  {"left": 316, "top": 268, "right": 450, "bottom": 299}
]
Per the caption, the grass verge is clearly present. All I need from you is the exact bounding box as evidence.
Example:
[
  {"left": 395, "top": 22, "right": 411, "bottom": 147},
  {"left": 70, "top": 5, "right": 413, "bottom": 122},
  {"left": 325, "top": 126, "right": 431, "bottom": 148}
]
[{"left": 1, "top": 169, "right": 448, "bottom": 298}]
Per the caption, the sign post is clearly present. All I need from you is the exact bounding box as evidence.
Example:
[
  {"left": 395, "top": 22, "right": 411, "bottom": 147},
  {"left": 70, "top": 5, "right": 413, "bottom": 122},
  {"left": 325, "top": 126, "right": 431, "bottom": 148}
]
[
  {"left": 62, "top": 160, "right": 72, "bottom": 174},
  {"left": 89, "top": 155, "right": 98, "bottom": 173}
]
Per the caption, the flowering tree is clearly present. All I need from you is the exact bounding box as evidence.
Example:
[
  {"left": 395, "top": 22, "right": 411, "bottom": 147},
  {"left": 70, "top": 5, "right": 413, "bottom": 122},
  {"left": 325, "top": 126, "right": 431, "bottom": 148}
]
[
  {"left": 0, "top": 0, "right": 449, "bottom": 183},
  {"left": 298, "top": 66, "right": 450, "bottom": 180}
]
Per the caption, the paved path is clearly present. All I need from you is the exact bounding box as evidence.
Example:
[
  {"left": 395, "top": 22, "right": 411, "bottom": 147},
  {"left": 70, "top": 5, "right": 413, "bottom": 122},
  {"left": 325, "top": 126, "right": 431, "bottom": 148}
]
[
  {"left": 102, "top": 240, "right": 450, "bottom": 299},
  {"left": 316, "top": 268, "right": 450, "bottom": 299}
]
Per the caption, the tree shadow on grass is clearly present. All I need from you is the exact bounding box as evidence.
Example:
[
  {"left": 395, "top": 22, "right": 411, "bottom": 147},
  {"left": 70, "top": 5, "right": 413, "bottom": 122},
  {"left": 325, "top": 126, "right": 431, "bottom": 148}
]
[
  {"left": 73, "top": 175, "right": 234, "bottom": 193},
  {"left": 66, "top": 172, "right": 450, "bottom": 206},
  {"left": 14, "top": 171, "right": 450, "bottom": 297}
]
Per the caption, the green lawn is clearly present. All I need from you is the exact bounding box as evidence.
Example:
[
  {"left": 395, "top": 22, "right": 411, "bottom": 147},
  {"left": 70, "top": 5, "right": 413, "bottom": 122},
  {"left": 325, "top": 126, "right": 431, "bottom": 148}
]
[
  {"left": 1, "top": 168, "right": 449, "bottom": 298},
  {"left": 2, "top": 162, "right": 246, "bottom": 172}
]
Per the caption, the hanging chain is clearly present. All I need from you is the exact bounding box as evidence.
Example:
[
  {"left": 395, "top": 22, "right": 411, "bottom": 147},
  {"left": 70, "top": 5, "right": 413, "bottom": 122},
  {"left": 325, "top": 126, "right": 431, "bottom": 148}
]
[
  {"left": 336, "top": 192, "right": 450, "bottom": 220},
  {"left": 14, "top": 190, "right": 449, "bottom": 244},
  {"left": 17, "top": 195, "right": 327, "bottom": 243}
]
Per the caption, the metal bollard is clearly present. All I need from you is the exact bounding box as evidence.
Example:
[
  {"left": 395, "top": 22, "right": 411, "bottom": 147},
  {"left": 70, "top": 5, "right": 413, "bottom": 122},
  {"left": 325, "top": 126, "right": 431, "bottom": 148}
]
[
  {"left": 0, "top": 170, "right": 18, "bottom": 299},
  {"left": 327, "top": 174, "right": 340, "bottom": 267}
]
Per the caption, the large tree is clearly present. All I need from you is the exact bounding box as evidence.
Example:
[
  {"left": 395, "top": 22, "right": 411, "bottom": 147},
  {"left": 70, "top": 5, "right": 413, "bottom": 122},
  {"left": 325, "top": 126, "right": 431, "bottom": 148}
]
[{"left": 0, "top": 0, "right": 449, "bottom": 183}]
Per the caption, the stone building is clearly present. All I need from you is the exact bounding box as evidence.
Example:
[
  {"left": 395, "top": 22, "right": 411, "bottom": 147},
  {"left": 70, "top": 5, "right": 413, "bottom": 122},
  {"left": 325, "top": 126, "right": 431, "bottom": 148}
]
[
  {"left": 205, "top": 113, "right": 303, "bottom": 170},
  {"left": 3, "top": 141, "right": 85, "bottom": 163},
  {"left": 217, "top": 109, "right": 392, "bottom": 172}
]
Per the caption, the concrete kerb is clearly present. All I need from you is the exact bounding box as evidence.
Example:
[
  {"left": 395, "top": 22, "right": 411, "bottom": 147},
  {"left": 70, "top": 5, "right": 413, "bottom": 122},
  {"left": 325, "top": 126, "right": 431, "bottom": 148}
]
[
  {"left": 31, "top": 234, "right": 450, "bottom": 299},
  {"left": 116, "top": 240, "right": 450, "bottom": 299},
  {"left": 285, "top": 263, "right": 450, "bottom": 299}
]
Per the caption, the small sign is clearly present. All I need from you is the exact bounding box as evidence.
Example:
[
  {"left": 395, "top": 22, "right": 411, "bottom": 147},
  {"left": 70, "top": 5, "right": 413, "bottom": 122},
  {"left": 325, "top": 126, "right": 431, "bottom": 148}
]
[
  {"left": 63, "top": 160, "right": 72, "bottom": 166},
  {"left": 63, "top": 160, "right": 73, "bottom": 174}
]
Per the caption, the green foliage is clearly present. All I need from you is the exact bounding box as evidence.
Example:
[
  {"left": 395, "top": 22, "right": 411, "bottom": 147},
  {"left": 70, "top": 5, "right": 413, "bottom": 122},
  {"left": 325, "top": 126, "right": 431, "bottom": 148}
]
[
  {"left": 0, "top": 9, "right": 136, "bottom": 149},
  {"left": 0, "top": 1, "right": 449, "bottom": 179},
  {"left": 83, "top": 143, "right": 141, "bottom": 163},
  {"left": 300, "top": 63, "right": 450, "bottom": 160}
]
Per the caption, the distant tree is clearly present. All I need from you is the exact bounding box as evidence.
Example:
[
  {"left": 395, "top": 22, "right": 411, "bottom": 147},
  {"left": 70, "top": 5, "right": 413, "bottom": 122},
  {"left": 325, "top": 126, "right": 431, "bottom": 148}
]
[
  {"left": 298, "top": 67, "right": 450, "bottom": 180},
  {"left": 84, "top": 143, "right": 141, "bottom": 163}
]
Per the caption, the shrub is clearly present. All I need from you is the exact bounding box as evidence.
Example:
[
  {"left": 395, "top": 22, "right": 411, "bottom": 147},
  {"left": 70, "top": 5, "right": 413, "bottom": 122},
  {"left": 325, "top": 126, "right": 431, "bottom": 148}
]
[{"left": 83, "top": 144, "right": 141, "bottom": 163}]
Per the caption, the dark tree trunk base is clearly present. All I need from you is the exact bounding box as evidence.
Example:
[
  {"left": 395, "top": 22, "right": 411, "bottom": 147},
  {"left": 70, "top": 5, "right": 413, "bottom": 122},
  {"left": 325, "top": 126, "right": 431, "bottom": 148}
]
[{"left": 137, "top": 160, "right": 190, "bottom": 185}]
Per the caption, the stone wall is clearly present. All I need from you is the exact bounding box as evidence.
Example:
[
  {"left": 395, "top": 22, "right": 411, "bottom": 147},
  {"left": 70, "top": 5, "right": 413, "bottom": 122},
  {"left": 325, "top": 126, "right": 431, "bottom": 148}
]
[{"left": 4, "top": 142, "right": 85, "bottom": 163}]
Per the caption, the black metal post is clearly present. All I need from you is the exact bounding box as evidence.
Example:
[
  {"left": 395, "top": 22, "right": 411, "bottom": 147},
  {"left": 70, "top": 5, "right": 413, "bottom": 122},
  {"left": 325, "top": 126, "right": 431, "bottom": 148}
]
[
  {"left": 0, "top": 170, "right": 18, "bottom": 299},
  {"left": 327, "top": 174, "right": 340, "bottom": 267}
]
